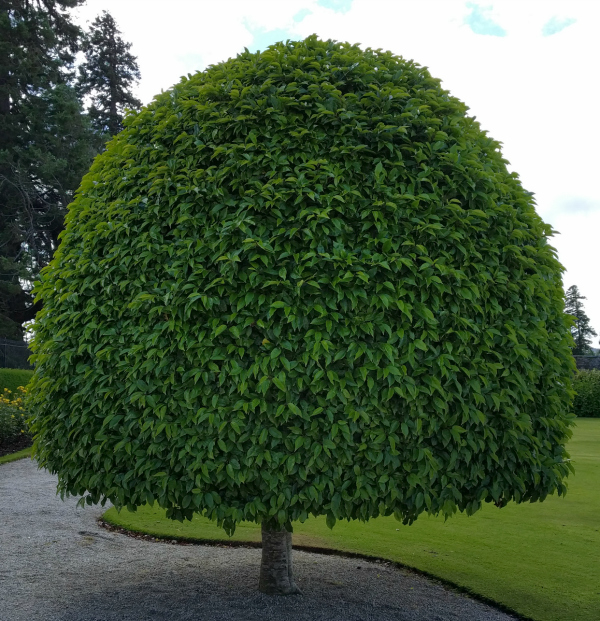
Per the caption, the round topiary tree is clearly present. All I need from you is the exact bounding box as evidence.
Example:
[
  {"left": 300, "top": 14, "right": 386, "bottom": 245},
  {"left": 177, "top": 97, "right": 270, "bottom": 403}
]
[{"left": 29, "top": 36, "right": 575, "bottom": 595}]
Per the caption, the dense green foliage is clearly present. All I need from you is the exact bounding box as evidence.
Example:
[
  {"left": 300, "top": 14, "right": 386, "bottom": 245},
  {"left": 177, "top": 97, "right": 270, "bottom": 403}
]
[
  {"left": 0, "top": 368, "right": 33, "bottom": 394},
  {"left": 573, "top": 370, "right": 600, "bottom": 418},
  {"left": 29, "top": 37, "right": 574, "bottom": 534}
]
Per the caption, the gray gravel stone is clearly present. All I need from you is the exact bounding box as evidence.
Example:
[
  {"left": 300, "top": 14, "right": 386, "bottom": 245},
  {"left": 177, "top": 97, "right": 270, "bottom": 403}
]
[{"left": 0, "top": 458, "right": 517, "bottom": 621}]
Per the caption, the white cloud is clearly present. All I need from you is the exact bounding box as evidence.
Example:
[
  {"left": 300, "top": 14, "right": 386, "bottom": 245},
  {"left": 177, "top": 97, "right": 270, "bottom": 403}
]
[{"left": 74, "top": 0, "right": 600, "bottom": 335}]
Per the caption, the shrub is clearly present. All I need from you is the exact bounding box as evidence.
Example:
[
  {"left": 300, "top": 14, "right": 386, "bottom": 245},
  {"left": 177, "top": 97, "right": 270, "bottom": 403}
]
[
  {"left": 0, "top": 387, "right": 30, "bottom": 445},
  {"left": 0, "top": 368, "right": 33, "bottom": 394},
  {"left": 573, "top": 370, "right": 600, "bottom": 418},
  {"left": 29, "top": 36, "right": 574, "bottom": 536}
]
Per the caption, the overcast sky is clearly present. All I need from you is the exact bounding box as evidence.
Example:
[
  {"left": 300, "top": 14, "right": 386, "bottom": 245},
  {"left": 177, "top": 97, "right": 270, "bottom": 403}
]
[{"left": 75, "top": 0, "right": 600, "bottom": 340}]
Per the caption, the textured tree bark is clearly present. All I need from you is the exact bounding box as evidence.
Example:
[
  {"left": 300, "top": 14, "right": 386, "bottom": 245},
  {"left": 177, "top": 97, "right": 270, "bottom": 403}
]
[{"left": 258, "top": 523, "right": 302, "bottom": 595}]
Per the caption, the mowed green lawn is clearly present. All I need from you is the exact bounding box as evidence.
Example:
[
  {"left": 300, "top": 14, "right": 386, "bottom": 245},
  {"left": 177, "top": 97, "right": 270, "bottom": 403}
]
[{"left": 104, "top": 419, "right": 600, "bottom": 621}]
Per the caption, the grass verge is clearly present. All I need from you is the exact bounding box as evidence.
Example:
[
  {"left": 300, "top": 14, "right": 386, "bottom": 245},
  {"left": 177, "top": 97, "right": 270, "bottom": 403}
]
[
  {"left": 103, "top": 419, "right": 599, "bottom": 621},
  {"left": 0, "top": 368, "right": 33, "bottom": 393},
  {"left": 0, "top": 446, "right": 32, "bottom": 465}
]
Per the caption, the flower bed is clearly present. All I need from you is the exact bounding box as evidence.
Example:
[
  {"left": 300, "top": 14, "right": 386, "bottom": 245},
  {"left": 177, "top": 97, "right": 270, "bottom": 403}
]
[{"left": 0, "top": 387, "right": 32, "bottom": 456}]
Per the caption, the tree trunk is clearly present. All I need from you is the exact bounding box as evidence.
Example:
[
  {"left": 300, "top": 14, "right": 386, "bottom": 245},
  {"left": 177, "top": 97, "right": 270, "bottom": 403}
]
[{"left": 258, "top": 523, "right": 302, "bottom": 595}]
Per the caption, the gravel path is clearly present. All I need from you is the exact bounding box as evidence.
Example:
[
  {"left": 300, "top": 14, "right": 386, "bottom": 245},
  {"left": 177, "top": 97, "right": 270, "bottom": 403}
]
[{"left": 0, "top": 458, "right": 517, "bottom": 621}]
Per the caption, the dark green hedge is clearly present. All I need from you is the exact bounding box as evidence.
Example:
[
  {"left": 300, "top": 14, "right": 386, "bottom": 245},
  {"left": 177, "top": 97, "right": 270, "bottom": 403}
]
[
  {"left": 573, "top": 370, "right": 600, "bottom": 418},
  {"left": 29, "top": 36, "right": 574, "bottom": 534},
  {"left": 0, "top": 368, "right": 33, "bottom": 394}
]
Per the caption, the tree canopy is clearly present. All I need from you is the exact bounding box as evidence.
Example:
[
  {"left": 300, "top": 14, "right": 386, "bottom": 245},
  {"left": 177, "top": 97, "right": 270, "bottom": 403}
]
[{"left": 29, "top": 37, "right": 575, "bottom": 537}]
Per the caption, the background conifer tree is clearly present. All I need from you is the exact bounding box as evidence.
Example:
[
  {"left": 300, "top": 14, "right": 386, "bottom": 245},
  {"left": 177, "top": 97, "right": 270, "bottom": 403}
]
[
  {"left": 565, "top": 285, "right": 598, "bottom": 355},
  {"left": 0, "top": 3, "right": 141, "bottom": 340},
  {"left": 0, "top": 0, "right": 93, "bottom": 339},
  {"left": 77, "top": 11, "right": 141, "bottom": 138}
]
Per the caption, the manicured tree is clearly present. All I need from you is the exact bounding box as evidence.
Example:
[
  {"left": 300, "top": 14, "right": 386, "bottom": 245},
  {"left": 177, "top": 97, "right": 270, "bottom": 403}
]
[
  {"left": 77, "top": 10, "right": 141, "bottom": 138},
  {"left": 565, "top": 285, "right": 597, "bottom": 355},
  {"left": 29, "top": 37, "right": 575, "bottom": 595}
]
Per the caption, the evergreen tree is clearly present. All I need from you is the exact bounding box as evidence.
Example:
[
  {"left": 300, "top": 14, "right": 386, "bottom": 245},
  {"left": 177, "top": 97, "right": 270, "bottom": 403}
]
[
  {"left": 565, "top": 285, "right": 597, "bottom": 355},
  {"left": 0, "top": 0, "right": 92, "bottom": 339},
  {"left": 0, "top": 0, "right": 82, "bottom": 142},
  {"left": 77, "top": 11, "right": 141, "bottom": 138},
  {"left": 0, "top": 85, "right": 96, "bottom": 333}
]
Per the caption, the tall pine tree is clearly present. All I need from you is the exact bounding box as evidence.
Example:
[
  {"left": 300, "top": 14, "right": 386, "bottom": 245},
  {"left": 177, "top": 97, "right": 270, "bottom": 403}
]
[
  {"left": 0, "top": 0, "right": 95, "bottom": 339},
  {"left": 77, "top": 11, "right": 141, "bottom": 138},
  {"left": 565, "top": 285, "right": 598, "bottom": 355}
]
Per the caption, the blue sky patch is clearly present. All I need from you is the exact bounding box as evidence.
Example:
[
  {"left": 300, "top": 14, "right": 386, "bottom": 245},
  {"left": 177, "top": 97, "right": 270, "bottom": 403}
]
[
  {"left": 464, "top": 2, "right": 507, "bottom": 37},
  {"left": 542, "top": 16, "right": 576, "bottom": 36},
  {"left": 317, "top": 0, "right": 353, "bottom": 14},
  {"left": 247, "top": 27, "right": 295, "bottom": 54},
  {"left": 293, "top": 8, "right": 312, "bottom": 23}
]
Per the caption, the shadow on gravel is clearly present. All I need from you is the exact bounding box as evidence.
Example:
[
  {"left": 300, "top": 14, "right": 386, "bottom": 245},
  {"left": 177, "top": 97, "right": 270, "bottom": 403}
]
[{"left": 50, "top": 544, "right": 514, "bottom": 621}]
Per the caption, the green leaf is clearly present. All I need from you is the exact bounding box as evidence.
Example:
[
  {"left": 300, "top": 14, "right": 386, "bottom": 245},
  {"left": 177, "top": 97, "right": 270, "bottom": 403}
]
[{"left": 272, "top": 377, "right": 287, "bottom": 392}]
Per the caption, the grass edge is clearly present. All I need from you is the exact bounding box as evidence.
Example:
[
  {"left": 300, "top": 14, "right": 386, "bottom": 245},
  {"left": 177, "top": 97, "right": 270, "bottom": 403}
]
[{"left": 0, "top": 446, "right": 32, "bottom": 465}]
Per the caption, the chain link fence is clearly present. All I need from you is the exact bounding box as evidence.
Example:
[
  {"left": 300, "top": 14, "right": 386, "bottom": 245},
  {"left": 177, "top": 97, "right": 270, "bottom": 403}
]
[
  {"left": 0, "top": 338, "right": 33, "bottom": 370},
  {"left": 574, "top": 355, "right": 600, "bottom": 371}
]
